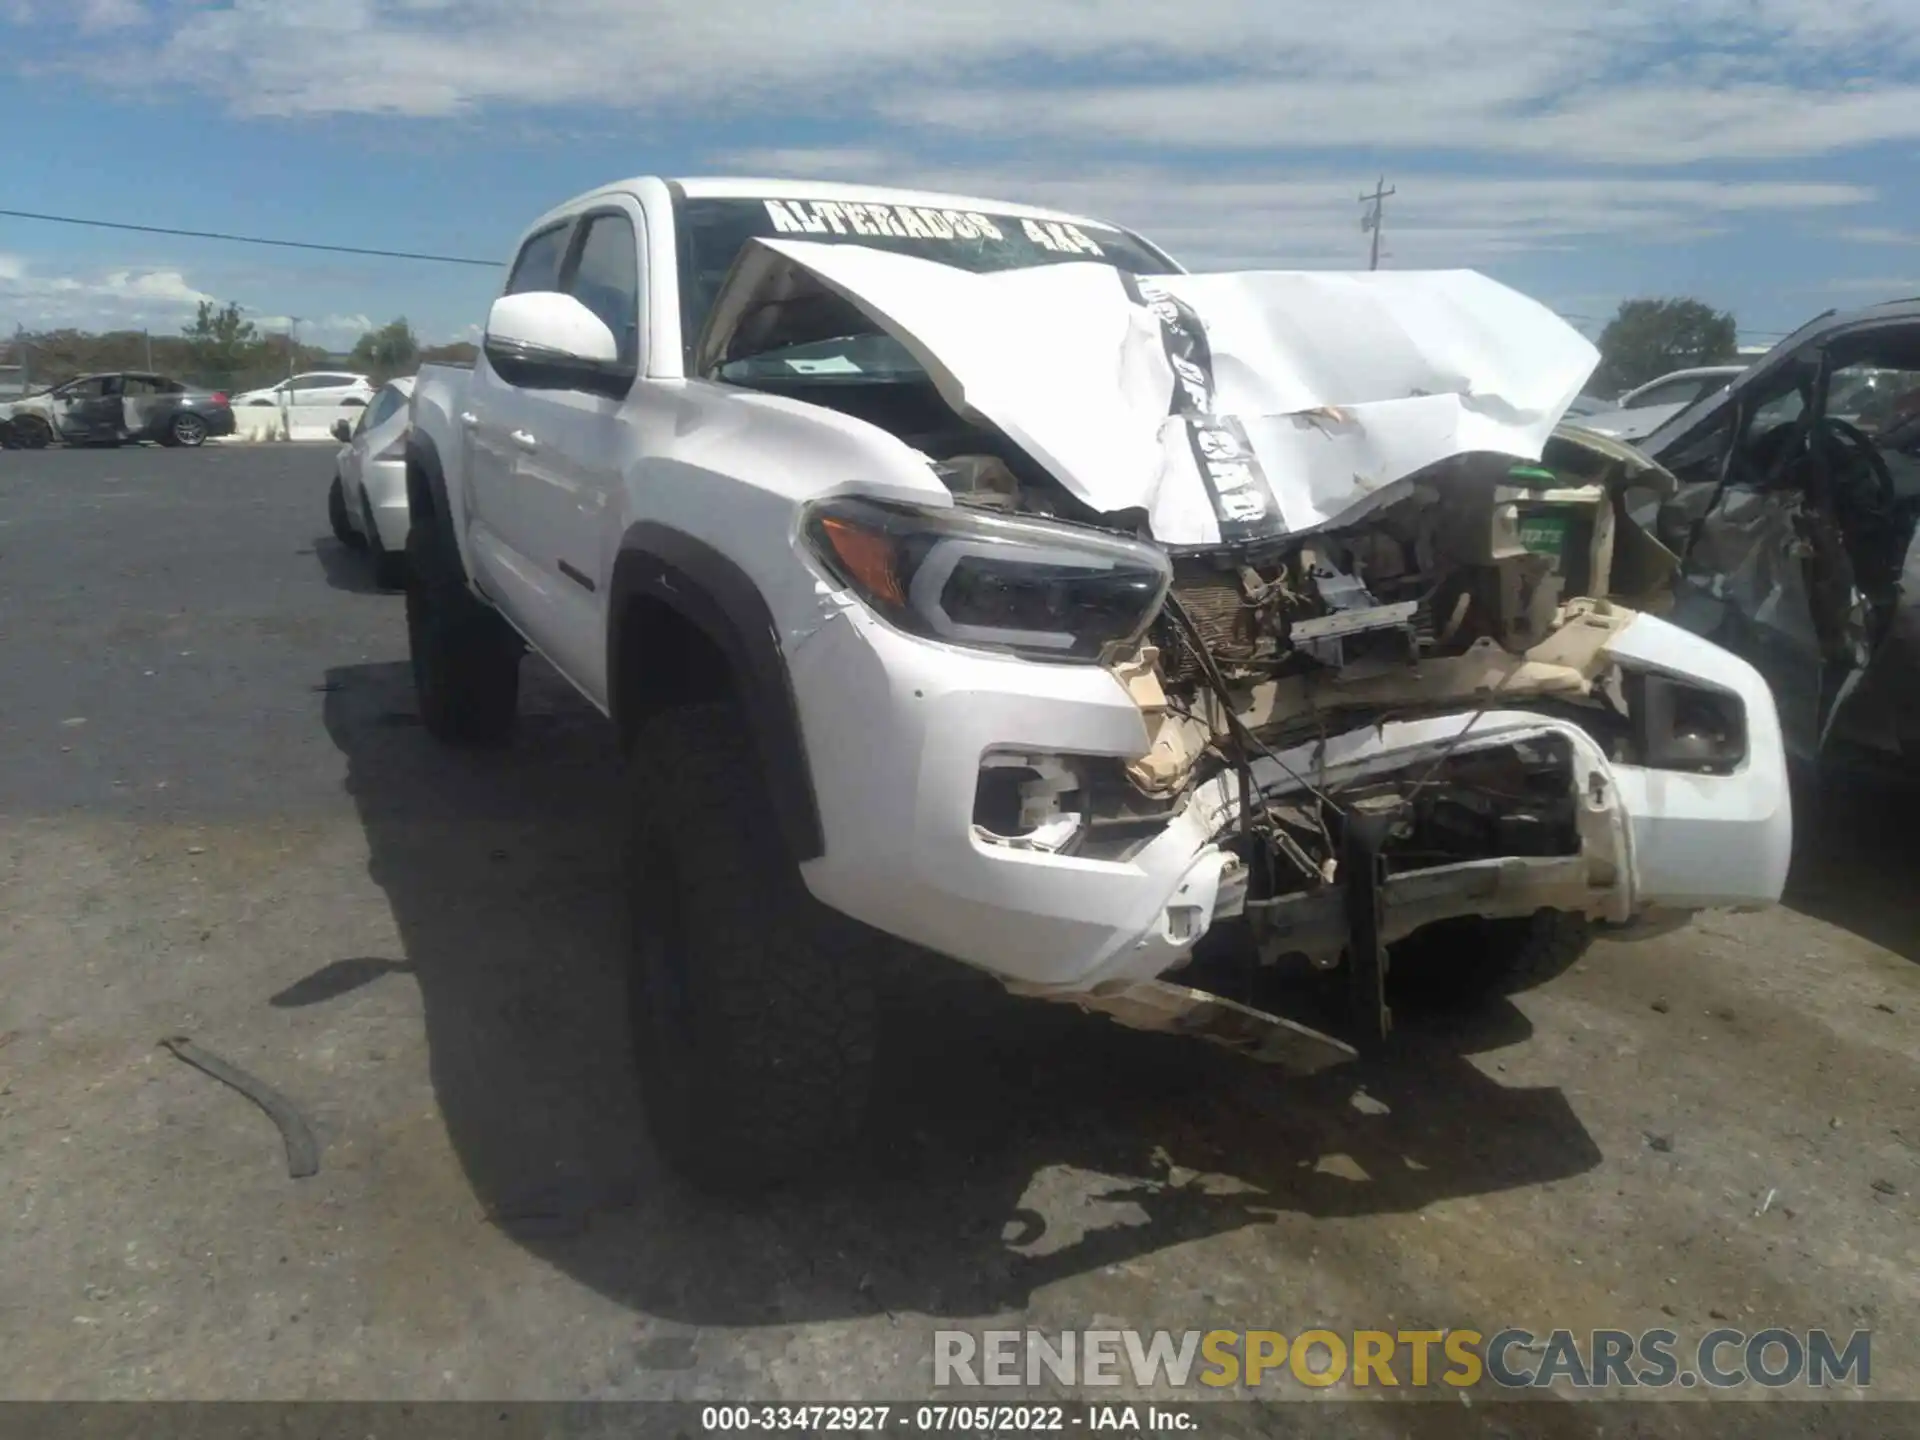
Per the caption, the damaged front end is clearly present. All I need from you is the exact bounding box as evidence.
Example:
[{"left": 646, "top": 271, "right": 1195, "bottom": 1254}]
[
  {"left": 705, "top": 235, "right": 1757, "bottom": 1056},
  {"left": 1073, "top": 433, "right": 1713, "bottom": 1045}
]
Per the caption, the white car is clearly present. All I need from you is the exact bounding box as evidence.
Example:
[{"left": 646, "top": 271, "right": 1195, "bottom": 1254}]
[
  {"left": 234, "top": 370, "right": 375, "bottom": 409},
  {"left": 326, "top": 375, "right": 413, "bottom": 589},
  {"left": 1576, "top": 364, "right": 1748, "bottom": 442},
  {"left": 405, "top": 177, "right": 1792, "bottom": 1191}
]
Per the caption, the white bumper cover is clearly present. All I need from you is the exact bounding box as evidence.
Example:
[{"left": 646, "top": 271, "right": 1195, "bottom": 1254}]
[{"left": 791, "top": 607, "right": 1791, "bottom": 995}]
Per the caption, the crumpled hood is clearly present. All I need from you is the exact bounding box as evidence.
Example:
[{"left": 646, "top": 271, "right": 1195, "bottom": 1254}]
[{"left": 700, "top": 239, "right": 1600, "bottom": 547}]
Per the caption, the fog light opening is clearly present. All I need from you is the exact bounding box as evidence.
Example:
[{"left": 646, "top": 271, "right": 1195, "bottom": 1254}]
[{"left": 973, "top": 754, "right": 1086, "bottom": 853}]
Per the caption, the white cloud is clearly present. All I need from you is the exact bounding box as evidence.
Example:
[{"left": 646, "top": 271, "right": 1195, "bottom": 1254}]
[
  {"left": 19, "top": 0, "right": 1920, "bottom": 166},
  {"left": 0, "top": 259, "right": 217, "bottom": 328},
  {"left": 1835, "top": 226, "right": 1920, "bottom": 245},
  {"left": 76, "top": 0, "right": 144, "bottom": 33}
]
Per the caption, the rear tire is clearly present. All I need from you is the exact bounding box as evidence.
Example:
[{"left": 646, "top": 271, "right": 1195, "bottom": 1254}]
[
  {"left": 170, "top": 413, "right": 208, "bottom": 447},
  {"left": 328, "top": 475, "right": 362, "bottom": 549},
  {"left": 625, "top": 702, "right": 878, "bottom": 1193},
  {"left": 404, "top": 504, "right": 520, "bottom": 744}
]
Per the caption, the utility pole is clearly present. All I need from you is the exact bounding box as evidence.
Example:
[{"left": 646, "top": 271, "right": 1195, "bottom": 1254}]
[
  {"left": 1359, "top": 176, "right": 1395, "bottom": 271},
  {"left": 143, "top": 328, "right": 152, "bottom": 372}
]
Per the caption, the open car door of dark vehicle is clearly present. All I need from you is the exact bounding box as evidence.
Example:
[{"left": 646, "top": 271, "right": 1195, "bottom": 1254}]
[{"left": 1636, "top": 301, "right": 1920, "bottom": 770}]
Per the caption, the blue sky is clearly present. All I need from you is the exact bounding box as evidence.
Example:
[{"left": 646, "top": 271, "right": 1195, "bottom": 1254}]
[{"left": 3, "top": 0, "right": 1920, "bottom": 350}]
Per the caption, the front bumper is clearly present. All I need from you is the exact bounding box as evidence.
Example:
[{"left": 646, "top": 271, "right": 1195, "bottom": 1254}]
[{"left": 790, "top": 607, "right": 1792, "bottom": 995}]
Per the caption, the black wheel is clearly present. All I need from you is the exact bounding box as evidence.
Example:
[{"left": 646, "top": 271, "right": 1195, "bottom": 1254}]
[
  {"left": 363, "top": 495, "right": 407, "bottom": 590},
  {"left": 170, "top": 413, "right": 208, "bottom": 447},
  {"left": 328, "top": 475, "right": 363, "bottom": 549},
  {"left": 11, "top": 415, "right": 51, "bottom": 449},
  {"left": 403, "top": 504, "right": 520, "bottom": 744},
  {"left": 1388, "top": 910, "right": 1592, "bottom": 1009},
  {"left": 625, "top": 702, "right": 878, "bottom": 1193}
]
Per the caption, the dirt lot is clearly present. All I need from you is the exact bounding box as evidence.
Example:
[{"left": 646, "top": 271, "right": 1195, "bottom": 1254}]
[{"left": 1, "top": 445, "right": 1916, "bottom": 1418}]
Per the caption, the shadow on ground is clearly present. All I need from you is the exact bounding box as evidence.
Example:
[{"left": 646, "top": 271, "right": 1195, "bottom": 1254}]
[
  {"left": 1782, "top": 767, "right": 1920, "bottom": 963},
  {"left": 307, "top": 536, "right": 388, "bottom": 596},
  {"left": 317, "top": 659, "right": 1599, "bottom": 1327}
]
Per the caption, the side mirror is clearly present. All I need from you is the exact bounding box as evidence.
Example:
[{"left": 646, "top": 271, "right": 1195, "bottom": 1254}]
[
  {"left": 483, "top": 291, "right": 632, "bottom": 398},
  {"left": 331, "top": 418, "right": 353, "bottom": 443}
]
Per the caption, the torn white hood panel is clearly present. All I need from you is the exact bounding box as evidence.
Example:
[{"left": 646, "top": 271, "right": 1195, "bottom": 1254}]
[{"left": 725, "top": 240, "right": 1600, "bottom": 547}]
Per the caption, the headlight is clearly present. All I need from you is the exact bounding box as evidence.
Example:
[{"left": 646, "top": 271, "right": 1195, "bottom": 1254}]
[
  {"left": 1622, "top": 670, "right": 1747, "bottom": 773},
  {"left": 801, "top": 496, "right": 1171, "bottom": 662}
]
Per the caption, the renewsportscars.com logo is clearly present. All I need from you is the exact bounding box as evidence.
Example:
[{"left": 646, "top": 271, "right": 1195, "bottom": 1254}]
[{"left": 934, "top": 1328, "right": 1871, "bottom": 1391}]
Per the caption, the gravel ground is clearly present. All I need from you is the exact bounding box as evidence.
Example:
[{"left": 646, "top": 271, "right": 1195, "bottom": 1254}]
[{"left": 1, "top": 445, "right": 1915, "bottom": 1423}]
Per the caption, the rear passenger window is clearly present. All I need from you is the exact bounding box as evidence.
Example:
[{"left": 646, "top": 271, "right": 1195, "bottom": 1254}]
[
  {"left": 507, "top": 224, "right": 570, "bottom": 295},
  {"left": 566, "top": 212, "right": 642, "bottom": 367}
]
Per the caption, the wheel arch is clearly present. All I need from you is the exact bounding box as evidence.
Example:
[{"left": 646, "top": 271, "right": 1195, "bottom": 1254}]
[{"left": 608, "top": 522, "right": 825, "bottom": 864}]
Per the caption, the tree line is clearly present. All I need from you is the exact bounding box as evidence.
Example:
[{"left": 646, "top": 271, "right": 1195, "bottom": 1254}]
[
  {"left": 1, "top": 294, "right": 1744, "bottom": 400},
  {"left": 0, "top": 304, "right": 476, "bottom": 393}
]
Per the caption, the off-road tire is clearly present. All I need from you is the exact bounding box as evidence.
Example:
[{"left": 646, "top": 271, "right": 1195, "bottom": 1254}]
[
  {"left": 1389, "top": 909, "right": 1593, "bottom": 1010},
  {"left": 363, "top": 495, "right": 406, "bottom": 590},
  {"left": 403, "top": 506, "right": 520, "bottom": 744},
  {"left": 328, "top": 475, "right": 362, "bottom": 549},
  {"left": 624, "top": 702, "right": 878, "bottom": 1193},
  {"left": 1474, "top": 910, "right": 1592, "bottom": 994},
  {"left": 170, "top": 412, "right": 208, "bottom": 447}
]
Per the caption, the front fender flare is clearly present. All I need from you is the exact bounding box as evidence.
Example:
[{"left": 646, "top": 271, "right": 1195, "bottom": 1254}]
[{"left": 608, "top": 522, "right": 825, "bottom": 863}]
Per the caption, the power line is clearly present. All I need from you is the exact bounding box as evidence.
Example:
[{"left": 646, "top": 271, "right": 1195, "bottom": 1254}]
[{"left": 0, "top": 207, "right": 501, "bottom": 268}]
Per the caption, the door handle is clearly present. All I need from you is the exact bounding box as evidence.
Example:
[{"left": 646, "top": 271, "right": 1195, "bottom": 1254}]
[
  {"left": 510, "top": 430, "right": 539, "bottom": 452},
  {"left": 458, "top": 411, "right": 479, "bottom": 428}
]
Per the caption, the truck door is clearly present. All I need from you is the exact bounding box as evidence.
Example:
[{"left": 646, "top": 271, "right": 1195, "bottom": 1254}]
[
  {"left": 462, "top": 218, "right": 576, "bottom": 619},
  {"left": 496, "top": 203, "right": 646, "bottom": 704}
]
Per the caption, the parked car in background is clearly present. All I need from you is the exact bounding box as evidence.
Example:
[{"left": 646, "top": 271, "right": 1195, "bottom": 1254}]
[
  {"left": 326, "top": 376, "right": 414, "bottom": 589},
  {"left": 1577, "top": 364, "right": 1748, "bottom": 443},
  {"left": 1632, "top": 301, "right": 1920, "bottom": 776},
  {"left": 233, "top": 371, "right": 374, "bottom": 409},
  {"left": 0, "top": 371, "right": 235, "bottom": 448}
]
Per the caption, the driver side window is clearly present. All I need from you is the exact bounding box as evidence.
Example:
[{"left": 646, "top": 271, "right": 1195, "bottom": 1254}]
[
  {"left": 507, "top": 224, "right": 571, "bottom": 296},
  {"left": 562, "top": 211, "right": 642, "bottom": 369}
]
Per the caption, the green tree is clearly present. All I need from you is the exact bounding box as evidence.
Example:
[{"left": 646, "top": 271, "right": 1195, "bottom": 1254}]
[
  {"left": 1594, "top": 297, "right": 1739, "bottom": 396},
  {"left": 182, "top": 301, "right": 260, "bottom": 390},
  {"left": 350, "top": 317, "right": 420, "bottom": 382},
  {"left": 419, "top": 339, "right": 479, "bottom": 367}
]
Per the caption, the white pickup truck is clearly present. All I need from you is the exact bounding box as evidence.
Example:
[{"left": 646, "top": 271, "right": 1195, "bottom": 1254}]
[{"left": 407, "top": 176, "right": 1793, "bottom": 1191}]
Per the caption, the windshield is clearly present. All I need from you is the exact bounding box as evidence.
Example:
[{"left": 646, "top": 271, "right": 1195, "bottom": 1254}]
[{"left": 676, "top": 194, "right": 1179, "bottom": 376}]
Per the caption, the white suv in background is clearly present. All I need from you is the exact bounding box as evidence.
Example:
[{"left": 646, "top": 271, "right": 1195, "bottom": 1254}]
[{"left": 234, "top": 371, "right": 375, "bottom": 409}]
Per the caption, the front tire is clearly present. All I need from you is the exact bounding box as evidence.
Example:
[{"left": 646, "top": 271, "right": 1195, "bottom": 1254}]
[
  {"left": 625, "top": 703, "right": 878, "bottom": 1193},
  {"left": 1390, "top": 910, "right": 1593, "bottom": 1010},
  {"left": 403, "top": 505, "right": 520, "bottom": 744},
  {"left": 11, "top": 416, "right": 51, "bottom": 449}
]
